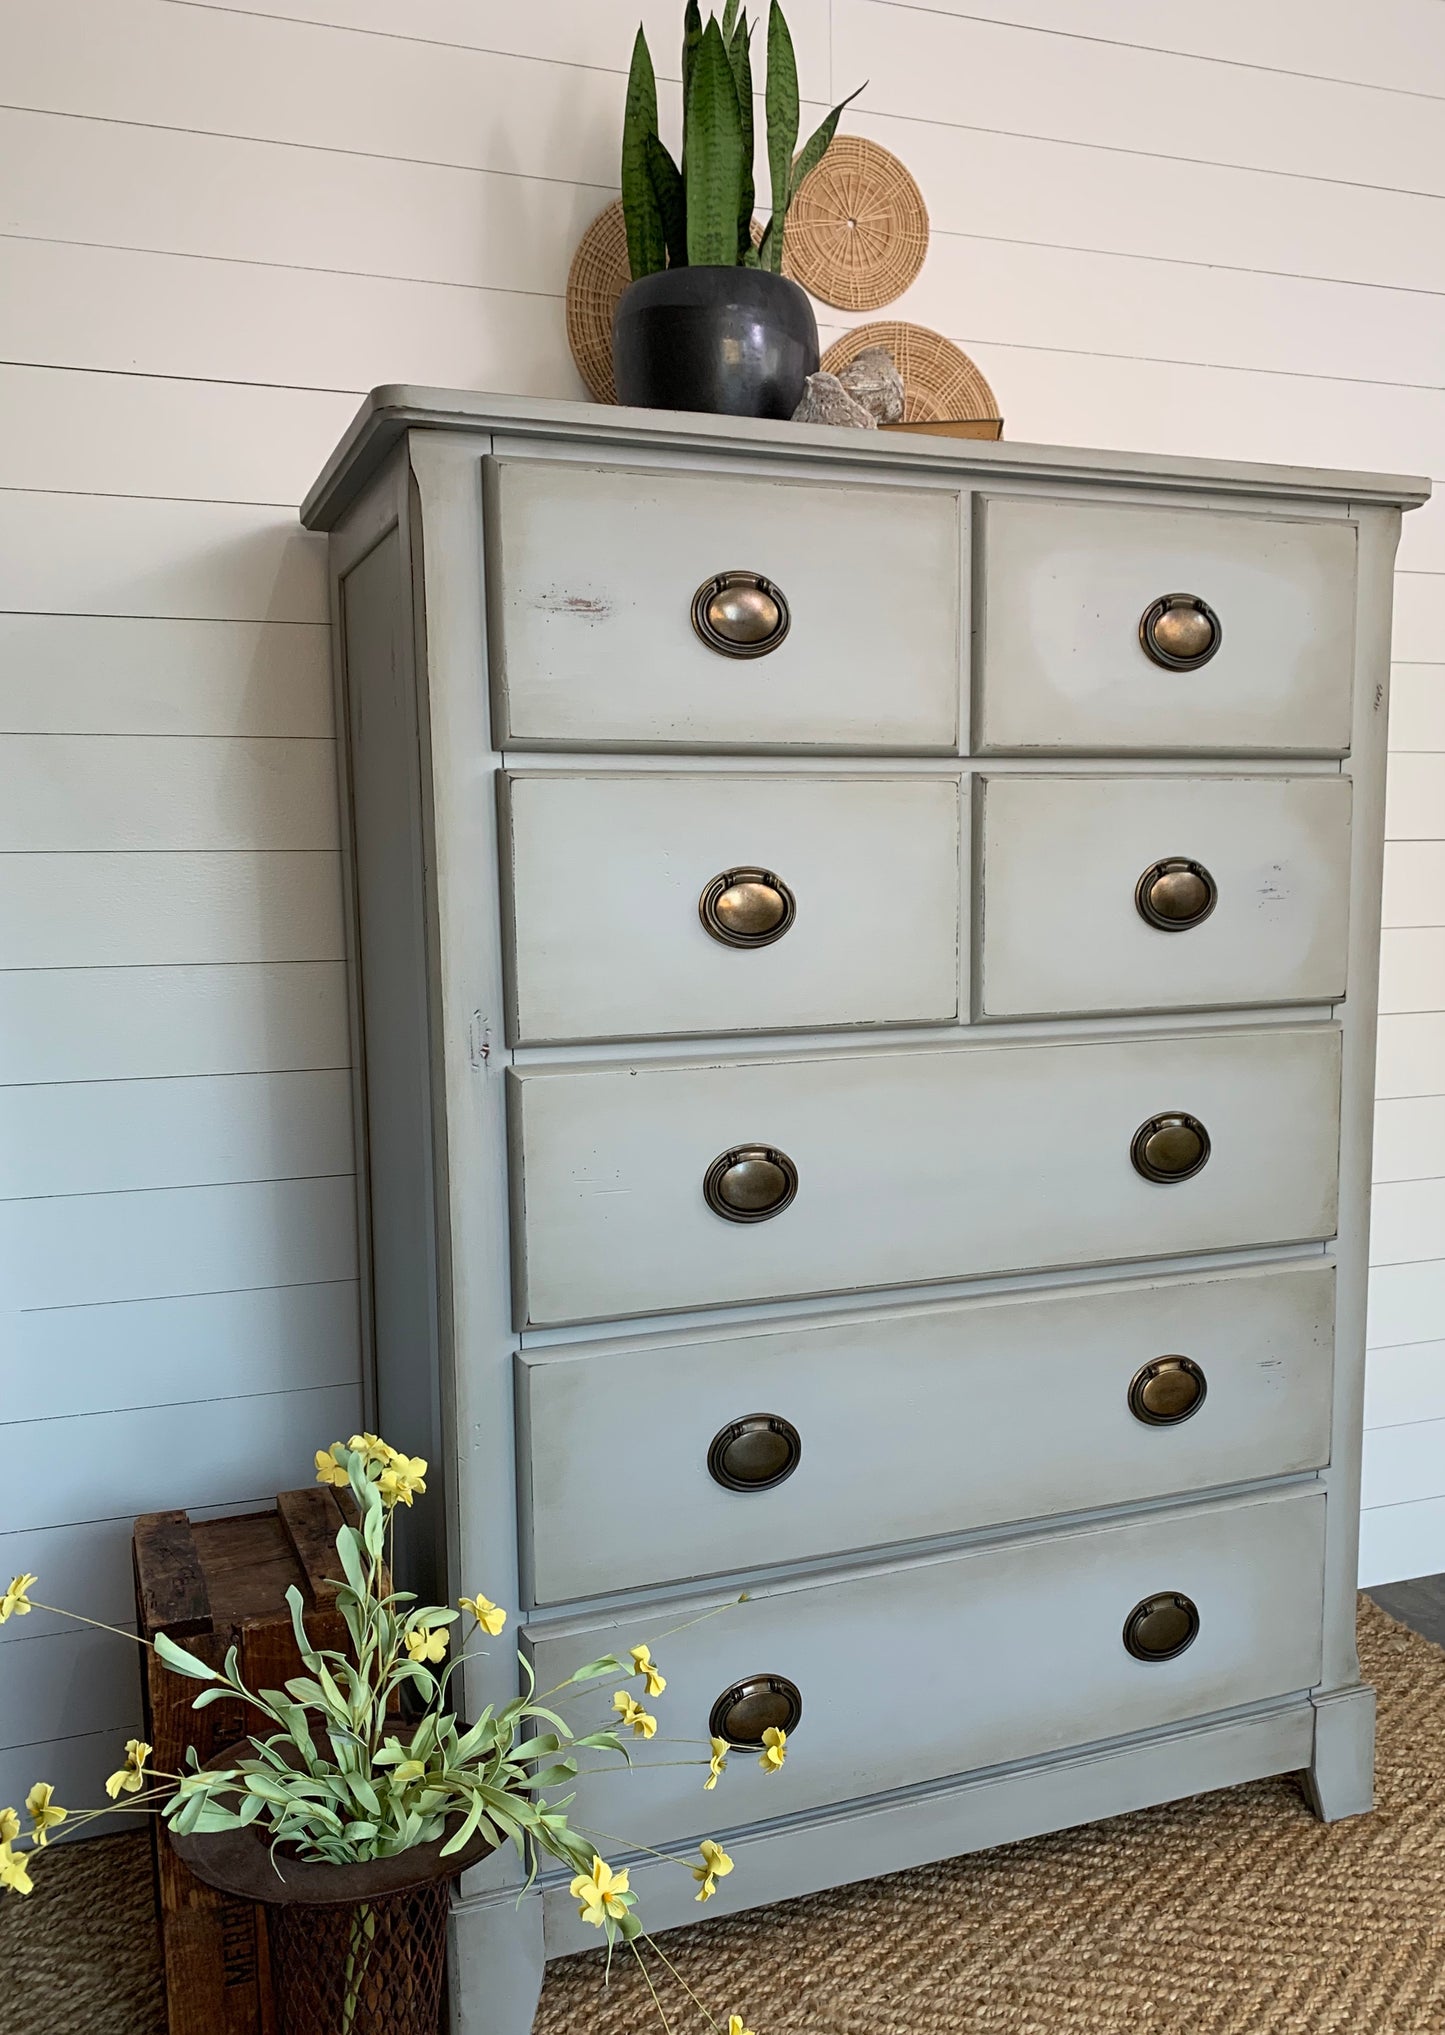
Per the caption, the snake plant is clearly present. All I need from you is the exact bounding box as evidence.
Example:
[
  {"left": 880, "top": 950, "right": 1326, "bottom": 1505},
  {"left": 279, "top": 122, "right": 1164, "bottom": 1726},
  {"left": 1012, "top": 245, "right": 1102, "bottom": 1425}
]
[{"left": 622, "top": 0, "right": 863, "bottom": 279}]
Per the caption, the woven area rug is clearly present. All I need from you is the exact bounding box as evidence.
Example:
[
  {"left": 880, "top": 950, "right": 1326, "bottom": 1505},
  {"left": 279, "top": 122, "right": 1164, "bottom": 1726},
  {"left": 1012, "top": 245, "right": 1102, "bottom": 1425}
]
[{"left": 5, "top": 1599, "right": 1444, "bottom": 2035}]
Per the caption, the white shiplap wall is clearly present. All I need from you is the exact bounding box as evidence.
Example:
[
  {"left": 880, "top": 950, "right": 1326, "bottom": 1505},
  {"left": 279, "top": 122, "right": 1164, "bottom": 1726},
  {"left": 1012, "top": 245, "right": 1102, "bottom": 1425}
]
[{"left": 3, "top": 0, "right": 1444, "bottom": 1802}]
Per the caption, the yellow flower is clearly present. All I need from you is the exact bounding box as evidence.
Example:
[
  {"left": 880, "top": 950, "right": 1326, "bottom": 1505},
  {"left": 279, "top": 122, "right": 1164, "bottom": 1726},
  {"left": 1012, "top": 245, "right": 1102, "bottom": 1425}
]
[
  {"left": 758, "top": 1726, "right": 787, "bottom": 1774},
  {"left": 0, "top": 1574, "right": 37, "bottom": 1624},
  {"left": 404, "top": 1624, "right": 449, "bottom": 1665},
  {"left": 568, "top": 1855, "right": 631, "bottom": 1928},
  {"left": 0, "top": 1848, "right": 34, "bottom": 1896},
  {"left": 25, "top": 1784, "right": 66, "bottom": 1846},
  {"left": 691, "top": 1837, "right": 735, "bottom": 1903},
  {"left": 104, "top": 1739, "right": 152, "bottom": 1800},
  {"left": 704, "top": 1736, "right": 729, "bottom": 1791},
  {"left": 314, "top": 1448, "right": 350, "bottom": 1489},
  {"left": 727, "top": 2019, "right": 755, "bottom": 2035},
  {"left": 378, "top": 1453, "right": 427, "bottom": 1509},
  {"left": 0, "top": 1807, "right": 19, "bottom": 1846},
  {"left": 612, "top": 1691, "right": 657, "bottom": 1740},
  {"left": 347, "top": 1431, "right": 397, "bottom": 1467},
  {"left": 460, "top": 1594, "right": 507, "bottom": 1637},
  {"left": 629, "top": 1643, "right": 666, "bottom": 1698}
]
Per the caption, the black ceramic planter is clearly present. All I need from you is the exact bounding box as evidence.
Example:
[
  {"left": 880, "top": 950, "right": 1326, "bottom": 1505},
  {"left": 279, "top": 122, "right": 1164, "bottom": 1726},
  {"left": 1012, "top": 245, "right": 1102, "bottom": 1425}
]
[{"left": 612, "top": 265, "right": 819, "bottom": 420}]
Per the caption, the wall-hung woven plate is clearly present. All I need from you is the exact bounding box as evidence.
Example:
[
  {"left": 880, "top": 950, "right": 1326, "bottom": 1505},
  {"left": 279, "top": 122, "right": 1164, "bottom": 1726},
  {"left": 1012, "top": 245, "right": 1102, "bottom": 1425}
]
[
  {"left": 821, "top": 322, "right": 1001, "bottom": 430},
  {"left": 566, "top": 200, "right": 632, "bottom": 405},
  {"left": 785, "top": 137, "right": 929, "bottom": 311}
]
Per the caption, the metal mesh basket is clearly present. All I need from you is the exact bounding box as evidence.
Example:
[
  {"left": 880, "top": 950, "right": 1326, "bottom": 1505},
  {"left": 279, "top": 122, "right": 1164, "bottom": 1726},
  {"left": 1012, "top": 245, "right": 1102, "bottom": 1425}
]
[{"left": 266, "top": 1882, "right": 452, "bottom": 2035}]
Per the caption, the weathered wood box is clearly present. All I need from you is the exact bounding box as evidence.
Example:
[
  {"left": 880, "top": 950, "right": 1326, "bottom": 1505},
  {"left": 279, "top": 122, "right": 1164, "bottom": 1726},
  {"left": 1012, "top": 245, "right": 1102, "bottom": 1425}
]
[{"left": 133, "top": 1488, "right": 353, "bottom": 2035}]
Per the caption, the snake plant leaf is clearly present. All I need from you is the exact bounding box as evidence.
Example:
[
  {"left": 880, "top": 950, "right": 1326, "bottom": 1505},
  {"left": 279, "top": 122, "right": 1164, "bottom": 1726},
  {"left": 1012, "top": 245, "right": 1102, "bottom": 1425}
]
[
  {"left": 681, "top": 0, "right": 703, "bottom": 162},
  {"left": 687, "top": 15, "right": 747, "bottom": 265},
  {"left": 725, "top": 6, "right": 756, "bottom": 263},
  {"left": 790, "top": 78, "right": 867, "bottom": 200},
  {"left": 764, "top": 0, "right": 799, "bottom": 272},
  {"left": 621, "top": 26, "right": 666, "bottom": 279},
  {"left": 643, "top": 131, "right": 687, "bottom": 267},
  {"left": 722, "top": 0, "right": 741, "bottom": 39}
]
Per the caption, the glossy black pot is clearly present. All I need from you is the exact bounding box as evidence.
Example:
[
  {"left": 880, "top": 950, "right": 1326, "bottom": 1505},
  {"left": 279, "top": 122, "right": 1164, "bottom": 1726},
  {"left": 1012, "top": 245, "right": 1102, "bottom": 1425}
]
[{"left": 612, "top": 265, "right": 819, "bottom": 420}]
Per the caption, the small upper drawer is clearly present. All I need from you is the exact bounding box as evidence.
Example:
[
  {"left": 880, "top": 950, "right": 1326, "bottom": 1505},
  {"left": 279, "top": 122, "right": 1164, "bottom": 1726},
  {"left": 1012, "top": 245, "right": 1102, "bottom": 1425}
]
[
  {"left": 483, "top": 457, "right": 962, "bottom": 752},
  {"left": 977, "top": 774, "right": 1352, "bottom": 1020},
  {"left": 974, "top": 495, "right": 1357, "bottom": 755},
  {"left": 508, "top": 1024, "right": 1341, "bottom": 1327},
  {"left": 518, "top": 1261, "right": 1334, "bottom": 1605},
  {"left": 525, "top": 1488, "right": 1324, "bottom": 1852},
  {"left": 500, "top": 771, "right": 961, "bottom": 1044}
]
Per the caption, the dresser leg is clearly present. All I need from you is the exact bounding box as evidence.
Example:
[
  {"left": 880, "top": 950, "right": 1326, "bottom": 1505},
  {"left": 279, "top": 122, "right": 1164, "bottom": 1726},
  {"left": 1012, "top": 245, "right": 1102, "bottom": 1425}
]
[
  {"left": 1303, "top": 1683, "right": 1376, "bottom": 1822},
  {"left": 449, "top": 1889, "right": 546, "bottom": 2035}
]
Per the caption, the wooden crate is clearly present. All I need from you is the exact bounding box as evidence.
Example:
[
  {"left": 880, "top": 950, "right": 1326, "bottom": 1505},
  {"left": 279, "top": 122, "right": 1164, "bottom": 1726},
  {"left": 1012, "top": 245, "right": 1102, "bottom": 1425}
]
[{"left": 133, "top": 1488, "right": 354, "bottom": 2035}]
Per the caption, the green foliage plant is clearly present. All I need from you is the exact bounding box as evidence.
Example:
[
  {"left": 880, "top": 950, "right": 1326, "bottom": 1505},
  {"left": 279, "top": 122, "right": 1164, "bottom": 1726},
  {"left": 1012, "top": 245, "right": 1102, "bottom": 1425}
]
[{"left": 621, "top": 0, "right": 863, "bottom": 280}]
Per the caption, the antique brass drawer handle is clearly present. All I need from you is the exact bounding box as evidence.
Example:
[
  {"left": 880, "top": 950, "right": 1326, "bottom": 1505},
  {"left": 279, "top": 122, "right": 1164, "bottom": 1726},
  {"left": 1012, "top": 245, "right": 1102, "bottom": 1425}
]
[
  {"left": 707, "top": 1414, "right": 803, "bottom": 1492},
  {"left": 1139, "top": 592, "right": 1222, "bottom": 671},
  {"left": 1130, "top": 1111, "right": 1210, "bottom": 1184},
  {"left": 1128, "top": 1356, "right": 1207, "bottom": 1426},
  {"left": 699, "top": 868, "right": 797, "bottom": 948},
  {"left": 708, "top": 1674, "right": 804, "bottom": 1747},
  {"left": 703, "top": 1145, "right": 799, "bottom": 1223},
  {"left": 1135, "top": 857, "right": 1218, "bottom": 932},
  {"left": 691, "top": 571, "right": 791, "bottom": 657},
  {"left": 1123, "top": 1591, "right": 1200, "bottom": 1662}
]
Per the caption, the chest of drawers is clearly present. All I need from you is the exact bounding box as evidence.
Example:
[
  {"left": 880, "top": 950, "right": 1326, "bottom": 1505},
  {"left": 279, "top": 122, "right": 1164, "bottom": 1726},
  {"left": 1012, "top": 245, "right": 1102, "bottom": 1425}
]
[{"left": 303, "top": 391, "right": 1427, "bottom": 2035}]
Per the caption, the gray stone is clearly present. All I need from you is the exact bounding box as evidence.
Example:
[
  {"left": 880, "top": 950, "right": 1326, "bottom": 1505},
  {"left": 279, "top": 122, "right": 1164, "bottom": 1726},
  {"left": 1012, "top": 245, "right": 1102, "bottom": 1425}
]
[
  {"left": 837, "top": 345, "right": 905, "bottom": 424},
  {"left": 791, "top": 371, "right": 876, "bottom": 429}
]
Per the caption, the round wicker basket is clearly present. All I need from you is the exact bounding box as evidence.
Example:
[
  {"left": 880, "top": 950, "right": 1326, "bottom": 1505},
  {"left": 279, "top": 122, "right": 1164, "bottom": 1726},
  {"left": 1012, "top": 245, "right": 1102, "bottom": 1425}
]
[
  {"left": 821, "top": 321, "right": 999, "bottom": 425},
  {"left": 784, "top": 137, "right": 928, "bottom": 311},
  {"left": 565, "top": 200, "right": 632, "bottom": 405}
]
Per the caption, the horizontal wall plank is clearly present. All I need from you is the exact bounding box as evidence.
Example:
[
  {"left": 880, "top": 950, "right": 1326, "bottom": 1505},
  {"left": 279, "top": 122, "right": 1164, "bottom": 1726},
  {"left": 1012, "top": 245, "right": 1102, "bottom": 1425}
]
[
  {"left": 0, "top": 491, "right": 324, "bottom": 624},
  {"left": 834, "top": 0, "right": 1445, "bottom": 196},
  {"left": 1377, "top": 930, "right": 1445, "bottom": 1015},
  {"left": 0, "top": 1174, "right": 358, "bottom": 1312},
  {"left": 1359, "top": 1494, "right": 1445, "bottom": 1589},
  {"left": 0, "top": 961, "right": 348, "bottom": 1084},
  {"left": 1362, "top": 1415, "right": 1445, "bottom": 1510},
  {"left": 1369, "top": 1258, "right": 1445, "bottom": 1349},
  {"left": 0, "top": 852, "right": 343, "bottom": 968},
  {"left": 0, "top": 736, "right": 337, "bottom": 852},
  {"left": 1366, "top": 1342, "right": 1445, "bottom": 1432},
  {"left": 0, "top": 1626, "right": 142, "bottom": 1750},
  {"left": 1374, "top": 1098, "right": 1445, "bottom": 1185},
  {"left": 0, "top": 364, "right": 356, "bottom": 509},
  {"left": 1377, "top": 1014, "right": 1445, "bottom": 1099},
  {"left": 1383, "top": 843, "right": 1445, "bottom": 927},
  {"left": 1370, "top": 1178, "right": 1445, "bottom": 1265},
  {"left": 1387, "top": 667, "right": 1445, "bottom": 753},
  {"left": 0, "top": 1069, "right": 353, "bottom": 1201},
  {"left": 1390, "top": 576, "right": 1445, "bottom": 667},
  {"left": 0, "top": 1518, "right": 139, "bottom": 1645},
  {"left": 0, "top": 238, "right": 582, "bottom": 403},
  {"left": 7, "top": 1278, "right": 359, "bottom": 1427},
  {"left": 1, "top": 1383, "right": 360, "bottom": 1537},
  {"left": 0, "top": 614, "right": 334, "bottom": 738},
  {"left": 1386, "top": 751, "right": 1445, "bottom": 841}
]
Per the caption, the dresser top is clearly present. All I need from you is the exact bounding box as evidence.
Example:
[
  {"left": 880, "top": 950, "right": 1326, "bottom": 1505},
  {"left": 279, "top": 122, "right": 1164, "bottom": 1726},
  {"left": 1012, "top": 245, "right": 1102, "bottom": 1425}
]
[{"left": 300, "top": 383, "right": 1431, "bottom": 532}]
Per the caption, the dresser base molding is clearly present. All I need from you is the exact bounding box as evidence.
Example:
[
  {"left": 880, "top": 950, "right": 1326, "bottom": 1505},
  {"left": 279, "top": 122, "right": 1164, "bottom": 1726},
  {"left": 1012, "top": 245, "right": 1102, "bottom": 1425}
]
[{"left": 1304, "top": 1681, "right": 1376, "bottom": 1823}]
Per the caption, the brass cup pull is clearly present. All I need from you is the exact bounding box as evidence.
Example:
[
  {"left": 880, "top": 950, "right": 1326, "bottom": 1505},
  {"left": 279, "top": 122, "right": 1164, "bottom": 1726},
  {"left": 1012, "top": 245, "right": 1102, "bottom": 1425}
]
[
  {"left": 708, "top": 1414, "right": 802, "bottom": 1492},
  {"left": 1130, "top": 1111, "right": 1210, "bottom": 1184},
  {"left": 1139, "top": 593, "right": 1222, "bottom": 671},
  {"left": 700, "top": 868, "right": 796, "bottom": 949},
  {"left": 1123, "top": 1592, "right": 1200, "bottom": 1662},
  {"left": 1129, "top": 1356, "right": 1207, "bottom": 1426},
  {"left": 1136, "top": 858, "right": 1218, "bottom": 932},
  {"left": 708, "top": 1674, "right": 803, "bottom": 1747},
  {"left": 703, "top": 1145, "right": 798, "bottom": 1223},
  {"left": 692, "top": 571, "right": 791, "bottom": 658}
]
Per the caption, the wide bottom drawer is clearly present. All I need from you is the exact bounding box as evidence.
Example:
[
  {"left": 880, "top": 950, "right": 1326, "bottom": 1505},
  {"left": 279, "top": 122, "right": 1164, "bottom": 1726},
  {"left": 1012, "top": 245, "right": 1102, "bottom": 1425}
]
[{"left": 525, "top": 1488, "right": 1325, "bottom": 1850}]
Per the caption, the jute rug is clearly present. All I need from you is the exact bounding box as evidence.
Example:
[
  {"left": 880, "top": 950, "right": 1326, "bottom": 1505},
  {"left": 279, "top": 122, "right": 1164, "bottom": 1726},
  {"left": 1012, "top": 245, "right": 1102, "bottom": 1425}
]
[{"left": 4, "top": 1599, "right": 1443, "bottom": 2035}]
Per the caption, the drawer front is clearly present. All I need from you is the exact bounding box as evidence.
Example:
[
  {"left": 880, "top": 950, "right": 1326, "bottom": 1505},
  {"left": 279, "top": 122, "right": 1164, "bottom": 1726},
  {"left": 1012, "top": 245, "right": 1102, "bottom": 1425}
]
[
  {"left": 519, "top": 1263, "right": 1334, "bottom": 1604},
  {"left": 525, "top": 1489, "right": 1325, "bottom": 1847},
  {"left": 978, "top": 774, "right": 1352, "bottom": 1020},
  {"left": 484, "top": 457, "right": 962, "bottom": 752},
  {"left": 509, "top": 1025, "right": 1341, "bottom": 1327},
  {"left": 501, "top": 772, "right": 962, "bottom": 1045},
  {"left": 975, "top": 495, "right": 1357, "bottom": 756}
]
